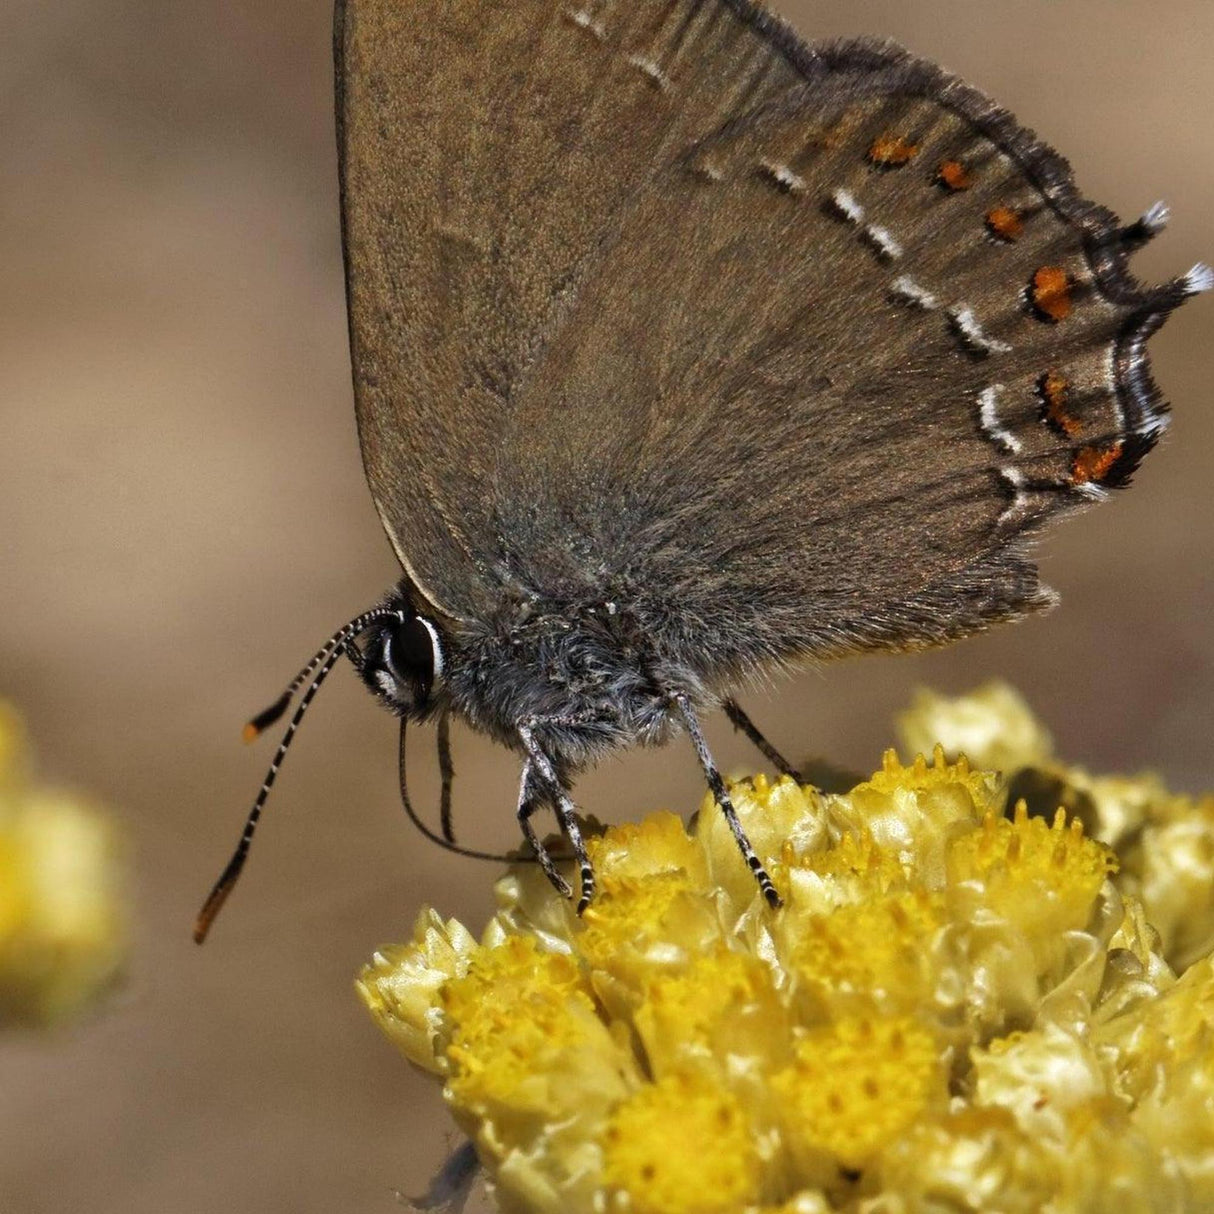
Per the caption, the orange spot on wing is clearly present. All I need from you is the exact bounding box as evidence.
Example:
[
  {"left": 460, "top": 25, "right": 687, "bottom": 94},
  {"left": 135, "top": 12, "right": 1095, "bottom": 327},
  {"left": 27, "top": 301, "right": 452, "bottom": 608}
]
[
  {"left": 868, "top": 133, "right": 919, "bottom": 166},
  {"left": 1031, "top": 267, "right": 1073, "bottom": 322},
  {"left": 1039, "top": 371, "right": 1081, "bottom": 437},
  {"left": 985, "top": 206, "right": 1024, "bottom": 241},
  {"left": 937, "top": 160, "right": 974, "bottom": 190},
  {"left": 1071, "top": 442, "right": 1123, "bottom": 485}
]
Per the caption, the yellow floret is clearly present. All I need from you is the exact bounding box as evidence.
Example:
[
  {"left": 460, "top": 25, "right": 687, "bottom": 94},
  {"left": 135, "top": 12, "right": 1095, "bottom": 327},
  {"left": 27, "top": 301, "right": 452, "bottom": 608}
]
[
  {"left": 632, "top": 947, "right": 791, "bottom": 1091},
  {"left": 784, "top": 888, "right": 945, "bottom": 1021},
  {"left": 576, "top": 867, "right": 723, "bottom": 1018},
  {"left": 855, "top": 747, "right": 993, "bottom": 807},
  {"left": 435, "top": 935, "right": 638, "bottom": 1213},
  {"left": 838, "top": 748, "right": 999, "bottom": 886},
  {"left": 776, "top": 830, "right": 910, "bottom": 924},
  {"left": 442, "top": 936, "right": 625, "bottom": 1119},
  {"left": 490, "top": 813, "right": 712, "bottom": 953},
  {"left": 356, "top": 907, "right": 478, "bottom": 1074},
  {"left": 791, "top": 829, "right": 906, "bottom": 892},
  {"left": 600, "top": 1071, "right": 762, "bottom": 1214},
  {"left": 948, "top": 804, "right": 1116, "bottom": 941},
  {"left": 772, "top": 1015, "right": 944, "bottom": 1179},
  {"left": 588, "top": 810, "right": 709, "bottom": 887}
]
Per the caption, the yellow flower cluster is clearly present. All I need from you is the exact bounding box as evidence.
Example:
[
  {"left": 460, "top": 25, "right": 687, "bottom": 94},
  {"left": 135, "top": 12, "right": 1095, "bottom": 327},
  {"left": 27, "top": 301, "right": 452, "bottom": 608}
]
[
  {"left": 359, "top": 686, "right": 1214, "bottom": 1213},
  {"left": 0, "top": 700, "right": 127, "bottom": 1027},
  {"left": 899, "top": 683, "right": 1214, "bottom": 973}
]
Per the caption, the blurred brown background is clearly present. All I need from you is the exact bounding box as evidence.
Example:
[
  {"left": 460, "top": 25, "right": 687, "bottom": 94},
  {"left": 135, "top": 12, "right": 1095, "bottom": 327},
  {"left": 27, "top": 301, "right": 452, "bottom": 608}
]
[{"left": 1, "top": 1, "right": 1210, "bottom": 1210}]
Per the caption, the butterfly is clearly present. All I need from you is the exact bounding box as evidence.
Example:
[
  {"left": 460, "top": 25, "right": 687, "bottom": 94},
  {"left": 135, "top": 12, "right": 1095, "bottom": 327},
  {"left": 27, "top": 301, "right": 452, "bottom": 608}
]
[{"left": 194, "top": 0, "right": 1206, "bottom": 941}]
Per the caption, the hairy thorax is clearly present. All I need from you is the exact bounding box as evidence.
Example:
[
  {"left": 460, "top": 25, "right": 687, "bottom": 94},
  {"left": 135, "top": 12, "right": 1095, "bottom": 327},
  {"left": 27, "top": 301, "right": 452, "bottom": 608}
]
[{"left": 440, "top": 597, "right": 693, "bottom": 769}]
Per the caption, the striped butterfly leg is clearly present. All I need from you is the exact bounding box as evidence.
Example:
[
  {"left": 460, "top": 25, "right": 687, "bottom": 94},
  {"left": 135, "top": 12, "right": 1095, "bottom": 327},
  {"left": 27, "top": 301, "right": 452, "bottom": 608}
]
[
  {"left": 722, "top": 697, "right": 799, "bottom": 780},
  {"left": 518, "top": 725, "right": 595, "bottom": 912},
  {"left": 514, "top": 758, "right": 572, "bottom": 901},
  {"left": 672, "top": 693, "right": 782, "bottom": 909}
]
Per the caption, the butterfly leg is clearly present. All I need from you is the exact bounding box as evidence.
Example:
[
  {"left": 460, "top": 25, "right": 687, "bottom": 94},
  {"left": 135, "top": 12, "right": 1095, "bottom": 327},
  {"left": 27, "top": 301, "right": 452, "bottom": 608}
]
[
  {"left": 671, "top": 694, "right": 782, "bottom": 909},
  {"left": 722, "top": 698, "right": 799, "bottom": 780},
  {"left": 518, "top": 724, "right": 596, "bottom": 913},
  {"left": 553, "top": 794, "right": 594, "bottom": 914},
  {"left": 515, "top": 759, "right": 573, "bottom": 900}
]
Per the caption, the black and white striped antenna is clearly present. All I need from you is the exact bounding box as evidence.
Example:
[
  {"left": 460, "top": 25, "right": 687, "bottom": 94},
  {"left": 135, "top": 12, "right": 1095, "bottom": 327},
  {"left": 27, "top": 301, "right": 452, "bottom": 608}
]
[{"left": 193, "top": 606, "right": 398, "bottom": 944}]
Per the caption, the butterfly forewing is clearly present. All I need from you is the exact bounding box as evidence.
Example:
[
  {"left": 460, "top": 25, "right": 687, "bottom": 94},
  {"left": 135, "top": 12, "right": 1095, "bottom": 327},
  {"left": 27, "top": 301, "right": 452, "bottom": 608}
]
[{"left": 336, "top": 0, "right": 806, "bottom": 619}]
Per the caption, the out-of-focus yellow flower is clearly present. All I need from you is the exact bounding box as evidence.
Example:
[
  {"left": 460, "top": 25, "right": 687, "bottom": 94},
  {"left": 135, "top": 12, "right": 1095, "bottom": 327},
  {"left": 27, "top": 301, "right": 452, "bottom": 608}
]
[
  {"left": 0, "top": 701, "right": 127, "bottom": 1027},
  {"left": 359, "top": 688, "right": 1214, "bottom": 1213},
  {"left": 897, "top": 682, "right": 1054, "bottom": 773}
]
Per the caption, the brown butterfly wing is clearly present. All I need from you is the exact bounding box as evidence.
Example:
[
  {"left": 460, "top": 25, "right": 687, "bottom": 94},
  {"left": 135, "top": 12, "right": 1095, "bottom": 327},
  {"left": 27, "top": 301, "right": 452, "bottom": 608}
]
[
  {"left": 336, "top": 0, "right": 811, "bottom": 619},
  {"left": 489, "top": 38, "right": 1198, "bottom": 678},
  {"left": 337, "top": 1, "right": 1197, "bottom": 677}
]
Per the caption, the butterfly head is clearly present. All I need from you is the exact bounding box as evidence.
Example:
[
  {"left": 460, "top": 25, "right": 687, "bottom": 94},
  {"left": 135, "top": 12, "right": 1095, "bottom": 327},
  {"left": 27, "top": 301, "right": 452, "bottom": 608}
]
[{"left": 357, "top": 601, "right": 445, "bottom": 719}]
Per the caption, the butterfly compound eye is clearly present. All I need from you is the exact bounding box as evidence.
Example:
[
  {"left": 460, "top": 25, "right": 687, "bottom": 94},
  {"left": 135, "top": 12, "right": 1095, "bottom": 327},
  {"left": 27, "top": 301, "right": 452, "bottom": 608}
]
[{"left": 363, "top": 611, "right": 442, "bottom": 714}]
